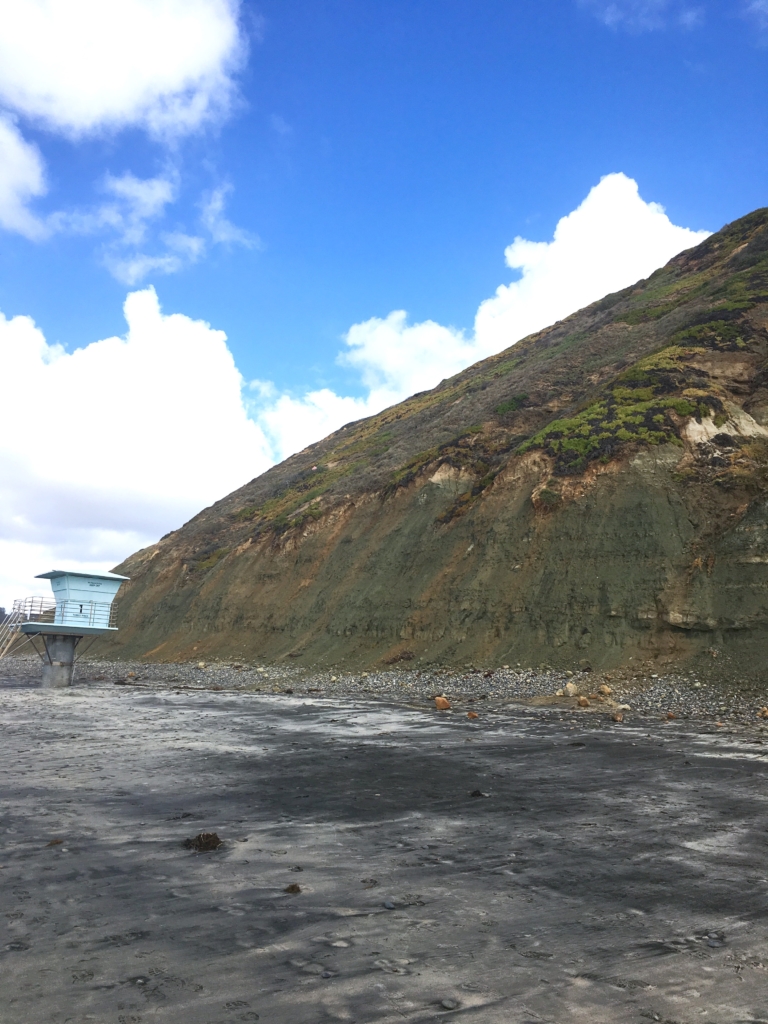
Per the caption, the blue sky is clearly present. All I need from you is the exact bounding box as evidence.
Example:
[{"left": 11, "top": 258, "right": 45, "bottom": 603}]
[{"left": 0, "top": 0, "right": 766, "bottom": 601}]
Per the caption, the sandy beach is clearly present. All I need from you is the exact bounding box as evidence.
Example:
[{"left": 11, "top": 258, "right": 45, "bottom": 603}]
[{"left": 1, "top": 665, "right": 768, "bottom": 1023}]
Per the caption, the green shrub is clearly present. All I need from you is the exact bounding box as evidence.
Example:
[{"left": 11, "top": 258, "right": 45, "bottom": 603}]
[
  {"left": 496, "top": 393, "right": 529, "bottom": 416},
  {"left": 537, "top": 487, "right": 561, "bottom": 506},
  {"left": 194, "top": 547, "right": 229, "bottom": 571},
  {"left": 518, "top": 344, "right": 724, "bottom": 473}
]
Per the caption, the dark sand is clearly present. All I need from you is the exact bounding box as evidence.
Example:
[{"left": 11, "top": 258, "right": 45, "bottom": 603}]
[{"left": 1, "top": 676, "right": 768, "bottom": 1023}]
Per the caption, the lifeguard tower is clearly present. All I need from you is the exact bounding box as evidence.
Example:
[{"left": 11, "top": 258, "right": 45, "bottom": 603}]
[{"left": 0, "top": 570, "right": 128, "bottom": 687}]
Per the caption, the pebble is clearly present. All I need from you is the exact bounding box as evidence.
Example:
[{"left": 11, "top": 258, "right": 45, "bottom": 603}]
[
  {"left": 382, "top": 900, "right": 396, "bottom": 910},
  {"left": 441, "top": 998, "right": 459, "bottom": 1010},
  {"left": 3, "top": 655, "right": 767, "bottom": 729}
]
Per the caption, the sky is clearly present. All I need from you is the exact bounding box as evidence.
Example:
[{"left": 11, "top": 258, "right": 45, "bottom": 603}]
[{"left": 0, "top": 0, "right": 766, "bottom": 606}]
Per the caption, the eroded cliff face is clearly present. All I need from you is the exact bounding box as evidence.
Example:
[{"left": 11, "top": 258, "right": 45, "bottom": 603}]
[{"left": 104, "top": 209, "right": 768, "bottom": 681}]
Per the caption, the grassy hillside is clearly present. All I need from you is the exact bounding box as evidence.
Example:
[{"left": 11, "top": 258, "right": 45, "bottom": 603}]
[{"left": 104, "top": 208, "right": 768, "bottom": 681}]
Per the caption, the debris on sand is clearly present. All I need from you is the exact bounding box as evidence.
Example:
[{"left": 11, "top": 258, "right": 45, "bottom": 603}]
[
  {"left": 184, "top": 832, "right": 223, "bottom": 852},
  {"left": 467, "top": 711, "right": 479, "bottom": 719},
  {"left": 46, "top": 838, "right": 63, "bottom": 847},
  {"left": 284, "top": 883, "right": 302, "bottom": 894},
  {"left": 434, "top": 696, "right": 451, "bottom": 710}
]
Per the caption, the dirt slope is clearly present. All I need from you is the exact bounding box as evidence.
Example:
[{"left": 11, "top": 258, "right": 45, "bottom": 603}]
[{"left": 105, "top": 208, "right": 768, "bottom": 681}]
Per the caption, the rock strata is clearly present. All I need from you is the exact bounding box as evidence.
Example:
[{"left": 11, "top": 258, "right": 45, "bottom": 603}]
[{"left": 102, "top": 210, "right": 768, "bottom": 683}]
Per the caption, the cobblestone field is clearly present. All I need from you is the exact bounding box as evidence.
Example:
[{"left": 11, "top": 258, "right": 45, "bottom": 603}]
[{"left": 5, "top": 654, "right": 767, "bottom": 731}]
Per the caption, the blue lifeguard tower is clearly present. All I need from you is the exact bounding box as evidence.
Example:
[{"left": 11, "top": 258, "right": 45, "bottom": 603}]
[{"left": 0, "top": 569, "right": 128, "bottom": 687}]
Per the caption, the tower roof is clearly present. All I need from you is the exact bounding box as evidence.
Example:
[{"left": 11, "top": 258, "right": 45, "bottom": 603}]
[{"left": 35, "top": 570, "right": 129, "bottom": 581}]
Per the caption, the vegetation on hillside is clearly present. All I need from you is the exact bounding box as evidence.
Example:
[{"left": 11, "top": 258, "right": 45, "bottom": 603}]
[{"left": 210, "top": 209, "right": 768, "bottom": 539}]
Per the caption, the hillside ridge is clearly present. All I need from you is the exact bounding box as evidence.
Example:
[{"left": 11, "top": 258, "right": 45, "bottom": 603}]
[{"left": 107, "top": 208, "right": 768, "bottom": 681}]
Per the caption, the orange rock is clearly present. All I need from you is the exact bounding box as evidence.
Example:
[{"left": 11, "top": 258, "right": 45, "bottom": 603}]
[
  {"left": 577, "top": 696, "right": 590, "bottom": 708},
  {"left": 467, "top": 711, "right": 479, "bottom": 719},
  {"left": 666, "top": 712, "right": 676, "bottom": 720},
  {"left": 598, "top": 684, "right": 612, "bottom": 696},
  {"left": 434, "top": 696, "right": 451, "bottom": 710},
  {"left": 612, "top": 712, "right": 624, "bottom": 723}
]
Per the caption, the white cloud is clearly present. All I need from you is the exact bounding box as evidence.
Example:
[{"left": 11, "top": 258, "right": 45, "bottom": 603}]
[
  {"left": 96, "top": 177, "right": 253, "bottom": 284},
  {"left": 0, "top": 174, "right": 710, "bottom": 604},
  {"left": 252, "top": 382, "right": 376, "bottom": 464},
  {"left": 53, "top": 172, "right": 212, "bottom": 284},
  {"left": 0, "top": 287, "right": 271, "bottom": 604},
  {"left": 473, "top": 172, "right": 708, "bottom": 351},
  {"left": 0, "top": 115, "right": 48, "bottom": 239},
  {"left": 103, "top": 172, "right": 177, "bottom": 242},
  {"left": 103, "top": 252, "right": 187, "bottom": 287},
  {"left": 201, "top": 183, "right": 258, "bottom": 247},
  {"left": 342, "top": 312, "right": 469, "bottom": 399},
  {"left": 270, "top": 114, "right": 293, "bottom": 136},
  {"left": 245, "top": 180, "right": 706, "bottom": 466},
  {"left": 0, "top": 1, "right": 248, "bottom": 253},
  {"left": 745, "top": 0, "right": 768, "bottom": 29},
  {"left": 250, "top": 174, "right": 709, "bottom": 462},
  {"left": 0, "top": 0, "right": 244, "bottom": 138},
  {"left": 580, "top": 0, "right": 703, "bottom": 30}
]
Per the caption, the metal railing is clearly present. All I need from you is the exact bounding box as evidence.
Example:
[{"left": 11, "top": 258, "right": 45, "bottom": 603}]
[
  {"left": 0, "top": 597, "right": 118, "bottom": 660},
  {"left": 13, "top": 596, "right": 56, "bottom": 620},
  {"left": 0, "top": 606, "right": 25, "bottom": 660},
  {"left": 40, "top": 599, "right": 118, "bottom": 629}
]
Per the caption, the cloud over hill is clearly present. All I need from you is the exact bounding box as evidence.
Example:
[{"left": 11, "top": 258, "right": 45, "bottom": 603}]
[{"left": 0, "top": 174, "right": 708, "bottom": 603}]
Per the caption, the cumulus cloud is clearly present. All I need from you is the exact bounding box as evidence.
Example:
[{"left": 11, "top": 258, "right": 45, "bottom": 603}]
[
  {"left": 0, "top": 174, "right": 709, "bottom": 602},
  {"left": 0, "top": 0, "right": 250, "bottom": 263},
  {"left": 0, "top": 0, "right": 244, "bottom": 138},
  {"left": 252, "top": 382, "right": 377, "bottom": 465},
  {"left": 251, "top": 175, "right": 709, "bottom": 463},
  {"left": 473, "top": 173, "right": 708, "bottom": 351},
  {"left": 249, "top": 315, "right": 477, "bottom": 463},
  {"left": 0, "top": 287, "right": 271, "bottom": 603},
  {"left": 0, "top": 115, "right": 48, "bottom": 239}
]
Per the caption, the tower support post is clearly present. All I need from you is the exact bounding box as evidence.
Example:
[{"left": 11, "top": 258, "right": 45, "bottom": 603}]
[{"left": 41, "top": 634, "right": 79, "bottom": 688}]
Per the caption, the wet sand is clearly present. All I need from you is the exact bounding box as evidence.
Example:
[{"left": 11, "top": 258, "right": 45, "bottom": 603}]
[{"left": 1, "top": 677, "right": 768, "bottom": 1023}]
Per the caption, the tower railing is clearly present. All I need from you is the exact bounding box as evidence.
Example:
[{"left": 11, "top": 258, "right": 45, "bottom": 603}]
[
  {"left": 0, "top": 606, "right": 26, "bottom": 660},
  {"left": 0, "top": 597, "right": 118, "bottom": 660},
  {"left": 13, "top": 596, "right": 57, "bottom": 619}
]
